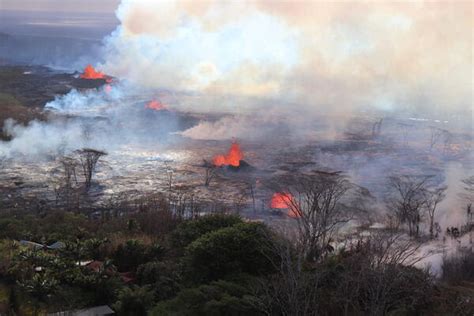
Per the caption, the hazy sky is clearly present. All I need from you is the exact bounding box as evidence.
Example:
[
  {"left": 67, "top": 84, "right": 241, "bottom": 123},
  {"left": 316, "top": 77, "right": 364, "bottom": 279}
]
[
  {"left": 0, "top": 0, "right": 120, "bottom": 39},
  {"left": 0, "top": 0, "right": 120, "bottom": 13}
]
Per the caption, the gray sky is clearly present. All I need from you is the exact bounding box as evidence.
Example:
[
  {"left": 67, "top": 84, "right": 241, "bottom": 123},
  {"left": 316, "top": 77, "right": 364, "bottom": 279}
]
[{"left": 0, "top": 0, "right": 120, "bottom": 13}]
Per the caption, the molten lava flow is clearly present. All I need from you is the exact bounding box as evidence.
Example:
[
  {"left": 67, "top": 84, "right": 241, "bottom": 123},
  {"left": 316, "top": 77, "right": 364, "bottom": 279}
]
[
  {"left": 80, "top": 64, "right": 108, "bottom": 80},
  {"left": 145, "top": 100, "right": 167, "bottom": 111},
  {"left": 270, "top": 192, "right": 293, "bottom": 208},
  {"left": 213, "top": 142, "right": 243, "bottom": 167},
  {"left": 270, "top": 192, "right": 299, "bottom": 218}
]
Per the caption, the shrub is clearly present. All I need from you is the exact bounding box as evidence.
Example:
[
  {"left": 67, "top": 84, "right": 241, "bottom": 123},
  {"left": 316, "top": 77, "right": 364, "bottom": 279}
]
[
  {"left": 171, "top": 214, "right": 243, "bottom": 250},
  {"left": 184, "top": 222, "right": 275, "bottom": 283},
  {"left": 113, "top": 240, "right": 165, "bottom": 271},
  {"left": 136, "top": 261, "right": 181, "bottom": 300},
  {"left": 441, "top": 249, "right": 474, "bottom": 284},
  {"left": 150, "top": 280, "right": 262, "bottom": 316}
]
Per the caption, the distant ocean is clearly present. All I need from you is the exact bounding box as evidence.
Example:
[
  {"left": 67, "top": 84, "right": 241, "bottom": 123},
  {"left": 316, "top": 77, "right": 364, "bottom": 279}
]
[{"left": 0, "top": 9, "right": 119, "bottom": 70}]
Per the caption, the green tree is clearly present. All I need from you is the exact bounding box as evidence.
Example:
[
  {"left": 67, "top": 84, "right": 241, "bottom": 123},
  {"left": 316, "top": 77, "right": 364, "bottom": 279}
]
[
  {"left": 184, "top": 222, "right": 275, "bottom": 283},
  {"left": 136, "top": 261, "right": 181, "bottom": 300},
  {"left": 18, "top": 273, "right": 58, "bottom": 315},
  {"left": 171, "top": 214, "right": 242, "bottom": 250},
  {"left": 150, "top": 280, "right": 262, "bottom": 316},
  {"left": 113, "top": 240, "right": 164, "bottom": 271},
  {"left": 113, "top": 285, "right": 154, "bottom": 316}
]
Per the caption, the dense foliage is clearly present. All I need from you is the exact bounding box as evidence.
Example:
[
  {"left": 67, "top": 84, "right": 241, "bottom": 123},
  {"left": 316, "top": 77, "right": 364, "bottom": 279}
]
[{"left": 0, "top": 210, "right": 473, "bottom": 315}]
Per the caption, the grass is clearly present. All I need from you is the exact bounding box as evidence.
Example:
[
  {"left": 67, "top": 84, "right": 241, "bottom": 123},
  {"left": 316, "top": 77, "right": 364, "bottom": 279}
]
[
  {"left": 0, "top": 283, "right": 10, "bottom": 314},
  {"left": 0, "top": 93, "right": 22, "bottom": 107},
  {"left": 0, "top": 92, "right": 45, "bottom": 140},
  {"left": 0, "top": 67, "right": 23, "bottom": 83}
]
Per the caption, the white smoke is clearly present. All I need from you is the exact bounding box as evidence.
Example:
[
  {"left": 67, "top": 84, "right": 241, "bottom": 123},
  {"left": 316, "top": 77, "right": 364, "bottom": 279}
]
[
  {"left": 1, "top": 118, "right": 86, "bottom": 158},
  {"left": 102, "top": 1, "right": 299, "bottom": 98},
  {"left": 99, "top": 0, "right": 472, "bottom": 121},
  {"left": 0, "top": 81, "right": 180, "bottom": 158},
  {"left": 44, "top": 85, "right": 124, "bottom": 115}
]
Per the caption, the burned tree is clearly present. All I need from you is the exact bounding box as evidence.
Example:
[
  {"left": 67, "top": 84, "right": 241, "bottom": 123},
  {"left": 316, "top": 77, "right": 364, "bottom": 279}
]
[
  {"left": 247, "top": 179, "right": 257, "bottom": 214},
  {"left": 371, "top": 118, "right": 383, "bottom": 138},
  {"left": 386, "top": 175, "right": 432, "bottom": 237},
  {"left": 460, "top": 176, "right": 474, "bottom": 242},
  {"left": 397, "top": 122, "right": 414, "bottom": 146},
  {"left": 335, "top": 231, "right": 430, "bottom": 315},
  {"left": 257, "top": 231, "right": 321, "bottom": 316},
  {"left": 74, "top": 148, "right": 107, "bottom": 191},
  {"left": 460, "top": 175, "right": 474, "bottom": 204},
  {"left": 442, "top": 130, "right": 453, "bottom": 154},
  {"left": 55, "top": 156, "right": 80, "bottom": 209},
  {"left": 60, "top": 157, "right": 78, "bottom": 188},
  {"left": 257, "top": 227, "right": 430, "bottom": 316},
  {"left": 270, "top": 171, "right": 352, "bottom": 261},
  {"left": 202, "top": 160, "right": 217, "bottom": 187},
  {"left": 425, "top": 185, "right": 447, "bottom": 239},
  {"left": 428, "top": 126, "right": 444, "bottom": 151}
]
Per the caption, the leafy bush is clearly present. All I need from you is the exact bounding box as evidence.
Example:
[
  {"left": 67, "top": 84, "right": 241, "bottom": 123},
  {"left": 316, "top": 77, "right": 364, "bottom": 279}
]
[
  {"left": 171, "top": 214, "right": 243, "bottom": 250},
  {"left": 113, "top": 240, "right": 165, "bottom": 271},
  {"left": 150, "top": 280, "right": 262, "bottom": 316},
  {"left": 113, "top": 285, "right": 154, "bottom": 316},
  {"left": 136, "top": 261, "right": 181, "bottom": 300},
  {"left": 184, "top": 222, "right": 275, "bottom": 283}
]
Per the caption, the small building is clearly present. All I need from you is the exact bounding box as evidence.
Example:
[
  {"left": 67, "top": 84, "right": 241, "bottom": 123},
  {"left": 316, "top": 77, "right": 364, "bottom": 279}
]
[
  {"left": 48, "top": 305, "right": 114, "bottom": 316},
  {"left": 18, "top": 240, "right": 65, "bottom": 250}
]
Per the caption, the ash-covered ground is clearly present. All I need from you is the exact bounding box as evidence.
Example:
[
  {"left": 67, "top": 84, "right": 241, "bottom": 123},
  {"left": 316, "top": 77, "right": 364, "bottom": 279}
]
[
  {"left": 0, "top": 65, "right": 471, "bottom": 226},
  {"left": 0, "top": 64, "right": 472, "bottom": 278}
]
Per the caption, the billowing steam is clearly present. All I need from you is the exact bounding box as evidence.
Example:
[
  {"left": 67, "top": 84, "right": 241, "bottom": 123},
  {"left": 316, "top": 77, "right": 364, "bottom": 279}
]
[
  {"left": 0, "top": 82, "right": 179, "bottom": 158},
  {"left": 1, "top": 0, "right": 470, "bottom": 158},
  {"left": 100, "top": 0, "right": 471, "bottom": 119}
]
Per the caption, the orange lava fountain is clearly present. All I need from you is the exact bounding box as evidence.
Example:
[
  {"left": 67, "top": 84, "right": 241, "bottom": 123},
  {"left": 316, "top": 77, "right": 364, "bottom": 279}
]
[
  {"left": 80, "top": 64, "right": 107, "bottom": 80},
  {"left": 213, "top": 142, "right": 243, "bottom": 167}
]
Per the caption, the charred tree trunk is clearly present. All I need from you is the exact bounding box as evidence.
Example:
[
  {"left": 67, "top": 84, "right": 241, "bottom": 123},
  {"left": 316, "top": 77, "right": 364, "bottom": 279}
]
[{"left": 75, "top": 148, "right": 107, "bottom": 192}]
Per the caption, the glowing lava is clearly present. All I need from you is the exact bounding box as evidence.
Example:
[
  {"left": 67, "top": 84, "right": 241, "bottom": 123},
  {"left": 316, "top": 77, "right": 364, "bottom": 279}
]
[
  {"left": 270, "top": 192, "right": 299, "bottom": 218},
  {"left": 213, "top": 142, "right": 243, "bottom": 167},
  {"left": 145, "top": 100, "right": 167, "bottom": 111},
  {"left": 80, "top": 64, "right": 107, "bottom": 79}
]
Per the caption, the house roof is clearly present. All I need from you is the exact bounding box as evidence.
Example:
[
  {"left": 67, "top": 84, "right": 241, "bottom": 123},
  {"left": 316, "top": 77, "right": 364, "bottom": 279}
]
[
  {"left": 84, "top": 260, "right": 103, "bottom": 273},
  {"left": 48, "top": 305, "right": 115, "bottom": 316},
  {"left": 48, "top": 241, "right": 66, "bottom": 249},
  {"left": 18, "top": 240, "right": 65, "bottom": 250},
  {"left": 19, "top": 240, "right": 45, "bottom": 249}
]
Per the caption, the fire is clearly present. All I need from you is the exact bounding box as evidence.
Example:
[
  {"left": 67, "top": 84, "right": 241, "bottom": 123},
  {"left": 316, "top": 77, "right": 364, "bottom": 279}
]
[
  {"left": 270, "top": 192, "right": 299, "bottom": 218},
  {"left": 145, "top": 100, "right": 167, "bottom": 111},
  {"left": 80, "top": 64, "right": 111, "bottom": 82},
  {"left": 213, "top": 142, "right": 243, "bottom": 167}
]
